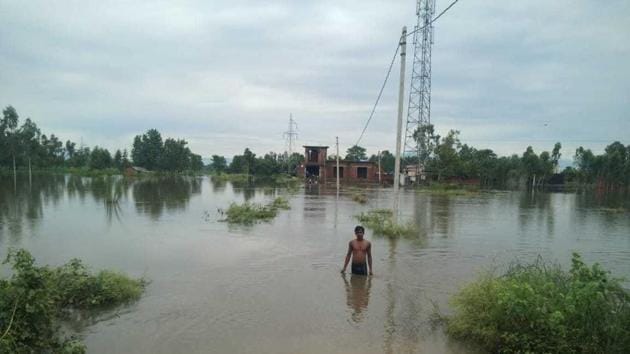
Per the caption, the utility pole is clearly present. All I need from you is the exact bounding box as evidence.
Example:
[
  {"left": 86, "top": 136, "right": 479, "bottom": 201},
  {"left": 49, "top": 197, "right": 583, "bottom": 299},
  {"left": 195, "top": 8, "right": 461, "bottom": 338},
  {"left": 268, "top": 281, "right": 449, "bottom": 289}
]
[
  {"left": 283, "top": 114, "right": 298, "bottom": 174},
  {"left": 336, "top": 136, "right": 340, "bottom": 192},
  {"left": 378, "top": 150, "right": 382, "bottom": 185},
  {"left": 394, "top": 26, "right": 407, "bottom": 213}
]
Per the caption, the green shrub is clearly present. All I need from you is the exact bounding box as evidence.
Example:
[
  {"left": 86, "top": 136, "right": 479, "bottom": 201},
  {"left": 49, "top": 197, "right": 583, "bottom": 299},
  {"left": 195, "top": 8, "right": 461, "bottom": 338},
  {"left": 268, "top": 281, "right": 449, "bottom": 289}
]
[
  {"left": 0, "top": 249, "right": 145, "bottom": 353},
  {"left": 355, "top": 209, "right": 417, "bottom": 238},
  {"left": 223, "top": 197, "right": 290, "bottom": 224},
  {"left": 351, "top": 192, "right": 368, "bottom": 204},
  {"left": 446, "top": 254, "right": 630, "bottom": 353}
]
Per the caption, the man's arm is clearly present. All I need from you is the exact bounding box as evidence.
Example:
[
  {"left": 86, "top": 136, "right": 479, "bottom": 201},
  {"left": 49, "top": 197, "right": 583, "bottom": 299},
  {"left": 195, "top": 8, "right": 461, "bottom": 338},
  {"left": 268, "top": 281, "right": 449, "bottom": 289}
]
[
  {"left": 341, "top": 241, "right": 352, "bottom": 273},
  {"left": 367, "top": 242, "right": 373, "bottom": 275}
]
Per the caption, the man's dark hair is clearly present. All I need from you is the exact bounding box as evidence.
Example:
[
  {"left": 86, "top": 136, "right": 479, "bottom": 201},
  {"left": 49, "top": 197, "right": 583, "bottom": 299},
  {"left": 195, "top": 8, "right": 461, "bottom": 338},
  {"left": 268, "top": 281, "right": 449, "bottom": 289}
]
[{"left": 354, "top": 225, "right": 365, "bottom": 233}]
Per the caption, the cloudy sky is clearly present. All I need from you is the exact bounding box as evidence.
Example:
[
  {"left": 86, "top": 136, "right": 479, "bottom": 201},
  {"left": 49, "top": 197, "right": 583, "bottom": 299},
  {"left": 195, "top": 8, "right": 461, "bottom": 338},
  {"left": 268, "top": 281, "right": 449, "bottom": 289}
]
[{"left": 1, "top": 0, "right": 628, "bottom": 161}]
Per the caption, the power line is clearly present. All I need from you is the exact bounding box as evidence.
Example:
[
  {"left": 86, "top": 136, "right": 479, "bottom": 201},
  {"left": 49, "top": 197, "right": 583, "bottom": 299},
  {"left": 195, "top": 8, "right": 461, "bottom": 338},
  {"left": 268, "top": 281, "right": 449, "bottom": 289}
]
[
  {"left": 406, "top": 0, "right": 460, "bottom": 38},
  {"left": 354, "top": 0, "right": 461, "bottom": 148},
  {"left": 354, "top": 43, "right": 400, "bottom": 147}
]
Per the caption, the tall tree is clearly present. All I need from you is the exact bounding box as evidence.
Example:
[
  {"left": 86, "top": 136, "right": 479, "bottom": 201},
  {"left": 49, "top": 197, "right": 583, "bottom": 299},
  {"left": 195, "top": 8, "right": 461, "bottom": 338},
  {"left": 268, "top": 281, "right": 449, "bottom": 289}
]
[
  {"left": 160, "top": 138, "right": 190, "bottom": 171},
  {"left": 1, "top": 106, "right": 20, "bottom": 175},
  {"left": 18, "top": 118, "right": 42, "bottom": 176},
  {"left": 345, "top": 145, "right": 367, "bottom": 161},
  {"left": 210, "top": 155, "right": 227, "bottom": 173},
  {"left": 89, "top": 147, "right": 112, "bottom": 169}
]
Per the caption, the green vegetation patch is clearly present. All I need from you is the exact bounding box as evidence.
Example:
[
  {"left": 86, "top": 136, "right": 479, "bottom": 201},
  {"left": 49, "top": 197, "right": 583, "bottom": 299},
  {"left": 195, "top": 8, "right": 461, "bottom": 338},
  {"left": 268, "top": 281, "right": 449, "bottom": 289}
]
[
  {"left": 446, "top": 254, "right": 630, "bottom": 353},
  {"left": 355, "top": 209, "right": 417, "bottom": 238},
  {"left": 416, "top": 183, "right": 480, "bottom": 196},
  {"left": 351, "top": 192, "right": 368, "bottom": 204},
  {"left": 211, "top": 173, "right": 251, "bottom": 183},
  {"left": 0, "top": 249, "right": 146, "bottom": 353},
  {"left": 223, "top": 197, "right": 290, "bottom": 225}
]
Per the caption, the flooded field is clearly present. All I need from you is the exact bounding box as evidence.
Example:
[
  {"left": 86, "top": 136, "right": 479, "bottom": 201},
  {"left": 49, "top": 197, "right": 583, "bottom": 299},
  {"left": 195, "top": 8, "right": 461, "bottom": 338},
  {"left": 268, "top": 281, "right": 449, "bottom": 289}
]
[{"left": 1, "top": 175, "right": 629, "bottom": 353}]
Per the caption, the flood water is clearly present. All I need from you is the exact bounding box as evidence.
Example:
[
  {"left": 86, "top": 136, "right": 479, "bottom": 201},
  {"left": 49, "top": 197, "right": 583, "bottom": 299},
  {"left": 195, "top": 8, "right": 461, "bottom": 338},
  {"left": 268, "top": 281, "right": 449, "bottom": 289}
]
[{"left": 1, "top": 175, "right": 629, "bottom": 354}]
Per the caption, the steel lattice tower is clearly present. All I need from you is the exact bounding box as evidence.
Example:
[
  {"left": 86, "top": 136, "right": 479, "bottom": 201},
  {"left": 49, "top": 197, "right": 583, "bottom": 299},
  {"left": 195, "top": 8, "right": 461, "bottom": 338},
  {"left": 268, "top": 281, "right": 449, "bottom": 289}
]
[{"left": 403, "top": 0, "right": 435, "bottom": 173}]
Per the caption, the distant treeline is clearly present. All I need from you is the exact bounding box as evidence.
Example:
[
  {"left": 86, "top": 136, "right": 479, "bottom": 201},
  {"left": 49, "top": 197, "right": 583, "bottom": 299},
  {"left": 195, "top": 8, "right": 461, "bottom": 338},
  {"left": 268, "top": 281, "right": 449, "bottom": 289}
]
[
  {"left": 404, "top": 125, "right": 630, "bottom": 189},
  {"left": 208, "top": 149, "right": 304, "bottom": 177},
  {"left": 0, "top": 106, "right": 203, "bottom": 173}
]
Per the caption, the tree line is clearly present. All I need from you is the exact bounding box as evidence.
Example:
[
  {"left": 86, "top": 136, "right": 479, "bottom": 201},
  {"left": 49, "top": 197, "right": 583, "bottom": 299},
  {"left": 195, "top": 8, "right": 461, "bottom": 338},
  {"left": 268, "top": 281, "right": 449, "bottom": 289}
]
[
  {"left": 1, "top": 106, "right": 203, "bottom": 173},
  {"left": 209, "top": 149, "right": 304, "bottom": 177},
  {"left": 316, "top": 125, "right": 629, "bottom": 189}
]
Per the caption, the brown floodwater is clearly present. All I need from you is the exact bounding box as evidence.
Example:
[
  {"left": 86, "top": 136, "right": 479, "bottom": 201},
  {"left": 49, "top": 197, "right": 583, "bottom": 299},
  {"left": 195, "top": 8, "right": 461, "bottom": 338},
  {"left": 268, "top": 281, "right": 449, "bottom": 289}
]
[{"left": 1, "top": 175, "right": 629, "bottom": 353}]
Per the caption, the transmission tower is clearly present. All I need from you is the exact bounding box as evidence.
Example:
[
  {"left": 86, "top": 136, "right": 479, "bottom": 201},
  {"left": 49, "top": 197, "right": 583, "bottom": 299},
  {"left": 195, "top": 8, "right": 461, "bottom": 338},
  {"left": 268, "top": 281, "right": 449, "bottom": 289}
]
[
  {"left": 404, "top": 0, "right": 436, "bottom": 178},
  {"left": 283, "top": 114, "right": 298, "bottom": 173}
]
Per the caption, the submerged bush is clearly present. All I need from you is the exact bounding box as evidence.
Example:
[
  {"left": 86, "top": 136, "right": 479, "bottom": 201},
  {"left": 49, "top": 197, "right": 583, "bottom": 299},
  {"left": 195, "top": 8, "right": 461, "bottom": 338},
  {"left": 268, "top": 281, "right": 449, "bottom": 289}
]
[
  {"left": 223, "top": 197, "right": 290, "bottom": 224},
  {"left": 446, "top": 254, "right": 630, "bottom": 353},
  {"left": 0, "top": 249, "right": 146, "bottom": 353},
  {"left": 355, "top": 209, "right": 417, "bottom": 238},
  {"left": 351, "top": 192, "right": 368, "bottom": 204}
]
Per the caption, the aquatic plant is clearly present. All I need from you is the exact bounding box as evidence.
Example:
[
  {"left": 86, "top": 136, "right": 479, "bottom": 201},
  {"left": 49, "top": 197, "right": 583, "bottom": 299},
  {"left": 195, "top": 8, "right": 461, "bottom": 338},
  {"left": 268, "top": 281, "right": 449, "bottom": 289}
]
[
  {"left": 351, "top": 192, "right": 368, "bottom": 204},
  {"left": 446, "top": 254, "right": 630, "bottom": 353},
  {"left": 416, "top": 183, "right": 480, "bottom": 196},
  {"left": 0, "top": 249, "right": 146, "bottom": 353},
  {"left": 223, "top": 197, "right": 291, "bottom": 224},
  {"left": 355, "top": 209, "right": 417, "bottom": 238}
]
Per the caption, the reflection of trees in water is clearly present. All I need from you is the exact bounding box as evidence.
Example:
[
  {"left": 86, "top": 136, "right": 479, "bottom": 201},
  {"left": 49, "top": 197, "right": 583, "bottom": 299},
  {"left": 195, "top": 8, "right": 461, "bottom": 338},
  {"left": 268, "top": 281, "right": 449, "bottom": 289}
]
[
  {"left": 412, "top": 195, "right": 453, "bottom": 238},
  {"left": 342, "top": 273, "right": 371, "bottom": 323},
  {"left": 0, "top": 175, "right": 66, "bottom": 241},
  {"left": 210, "top": 177, "right": 227, "bottom": 193},
  {"left": 518, "top": 192, "right": 554, "bottom": 236},
  {"left": 132, "top": 176, "right": 201, "bottom": 219}
]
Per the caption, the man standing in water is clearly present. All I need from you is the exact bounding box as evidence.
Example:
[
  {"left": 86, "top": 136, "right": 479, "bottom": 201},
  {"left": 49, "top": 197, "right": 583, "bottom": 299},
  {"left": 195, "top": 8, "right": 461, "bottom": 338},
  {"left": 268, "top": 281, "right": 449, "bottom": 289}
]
[{"left": 341, "top": 225, "right": 373, "bottom": 275}]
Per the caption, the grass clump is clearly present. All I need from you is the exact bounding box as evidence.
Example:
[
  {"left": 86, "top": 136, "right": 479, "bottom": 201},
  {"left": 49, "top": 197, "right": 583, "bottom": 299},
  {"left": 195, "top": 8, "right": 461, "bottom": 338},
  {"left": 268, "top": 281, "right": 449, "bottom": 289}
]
[
  {"left": 355, "top": 209, "right": 417, "bottom": 238},
  {"left": 223, "top": 197, "right": 290, "bottom": 225},
  {"left": 446, "top": 253, "right": 630, "bottom": 353},
  {"left": 0, "top": 249, "right": 146, "bottom": 353},
  {"left": 417, "top": 183, "right": 480, "bottom": 196},
  {"left": 351, "top": 192, "right": 368, "bottom": 204}
]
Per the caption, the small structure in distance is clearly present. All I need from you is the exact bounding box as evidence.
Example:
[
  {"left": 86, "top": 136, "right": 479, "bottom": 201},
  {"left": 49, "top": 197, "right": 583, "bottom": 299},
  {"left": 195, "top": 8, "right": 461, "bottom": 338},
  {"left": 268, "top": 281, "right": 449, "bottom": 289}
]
[{"left": 297, "top": 146, "right": 387, "bottom": 184}]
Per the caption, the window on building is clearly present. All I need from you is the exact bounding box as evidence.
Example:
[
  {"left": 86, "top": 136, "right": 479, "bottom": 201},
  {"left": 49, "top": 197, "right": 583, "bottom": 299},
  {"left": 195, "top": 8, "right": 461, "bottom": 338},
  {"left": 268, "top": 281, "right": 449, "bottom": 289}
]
[
  {"left": 308, "top": 149, "right": 318, "bottom": 162},
  {"left": 333, "top": 166, "right": 344, "bottom": 178},
  {"left": 357, "top": 167, "right": 368, "bottom": 179}
]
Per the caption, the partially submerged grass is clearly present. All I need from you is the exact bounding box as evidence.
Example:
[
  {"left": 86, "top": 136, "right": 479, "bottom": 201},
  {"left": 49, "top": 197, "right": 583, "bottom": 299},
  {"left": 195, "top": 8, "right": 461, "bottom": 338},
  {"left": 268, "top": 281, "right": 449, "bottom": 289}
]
[
  {"left": 446, "top": 254, "right": 630, "bottom": 353},
  {"left": 210, "top": 173, "right": 251, "bottom": 183},
  {"left": 417, "top": 183, "right": 480, "bottom": 196},
  {"left": 0, "top": 249, "right": 146, "bottom": 353},
  {"left": 222, "top": 197, "right": 290, "bottom": 224},
  {"left": 355, "top": 209, "right": 417, "bottom": 238},
  {"left": 351, "top": 192, "right": 368, "bottom": 204}
]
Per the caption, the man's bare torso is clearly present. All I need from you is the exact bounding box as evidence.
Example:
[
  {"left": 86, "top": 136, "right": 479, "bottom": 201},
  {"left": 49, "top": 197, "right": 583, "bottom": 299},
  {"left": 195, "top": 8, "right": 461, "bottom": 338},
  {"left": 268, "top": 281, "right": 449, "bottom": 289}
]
[{"left": 350, "top": 239, "right": 370, "bottom": 264}]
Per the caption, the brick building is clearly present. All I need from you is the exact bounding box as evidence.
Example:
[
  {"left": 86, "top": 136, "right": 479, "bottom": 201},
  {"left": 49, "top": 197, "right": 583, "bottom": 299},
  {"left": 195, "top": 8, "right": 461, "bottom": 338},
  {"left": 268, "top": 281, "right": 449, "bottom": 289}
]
[{"left": 298, "top": 146, "right": 385, "bottom": 183}]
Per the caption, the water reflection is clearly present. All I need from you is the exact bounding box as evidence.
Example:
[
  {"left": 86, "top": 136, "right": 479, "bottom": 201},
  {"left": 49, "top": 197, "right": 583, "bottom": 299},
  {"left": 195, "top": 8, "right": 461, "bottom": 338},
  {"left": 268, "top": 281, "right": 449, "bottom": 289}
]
[
  {"left": 515, "top": 191, "right": 560, "bottom": 238},
  {"left": 0, "top": 174, "right": 66, "bottom": 240},
  {"left": 132, "top": 176, "right": 202, "bottom": 219},
  {"left": 342, "top": 273, "right": 372, "bottom": 323}
]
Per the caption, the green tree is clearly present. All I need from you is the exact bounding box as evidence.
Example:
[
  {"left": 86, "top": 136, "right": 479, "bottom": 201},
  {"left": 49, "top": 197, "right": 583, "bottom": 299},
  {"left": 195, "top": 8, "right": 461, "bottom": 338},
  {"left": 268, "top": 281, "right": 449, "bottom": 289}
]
[
  {"left": 132, "top": 129, "right": 163, "bottom": 170},
  {"left": 434, "top": 130, "right": 461, "bottom": 180},
  {"left": 413, "top": 123, "right": 440, "bottom": 167},
  {"left": 211, "top": 155, "right": 227, "bottom": 173},
  {"left": 190, "top": 153, "right": 204, "bottom": 171},
  {"left": 89, "top": 146, "right": 112, "bottom": 169},
  {"left": 243, "top": 148, "right": 256, "bottom": 175},
  {"left": 18, "top": 118, "right": 42, "bottom": 173},
  {"left": 368, "top": 150, "right": 395, "bottom": 174},
  {"left": 1, "top": 106, "right": 20, "bottom": 171},
  {"left": 160, "top": 138, "right": 190, "bottom": 171},
  {"left": 345, "top": 145, "right": 367, "bottom": 161},
  {"left": 65, "top": 140, "right": 76, "bottom": 160},
  {"left": 551, "top": 142, "right": 562, "bottom": 172},
  {"left": 113, "top": 149, "right": 123, "bottom": 170}
]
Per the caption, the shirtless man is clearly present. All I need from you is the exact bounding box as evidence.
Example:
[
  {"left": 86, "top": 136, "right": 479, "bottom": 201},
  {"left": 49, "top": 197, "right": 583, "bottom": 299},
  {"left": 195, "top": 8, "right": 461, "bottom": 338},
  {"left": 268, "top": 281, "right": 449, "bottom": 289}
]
[{"left": 341, "top": 225, "right": 373, "bottom": 276}]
